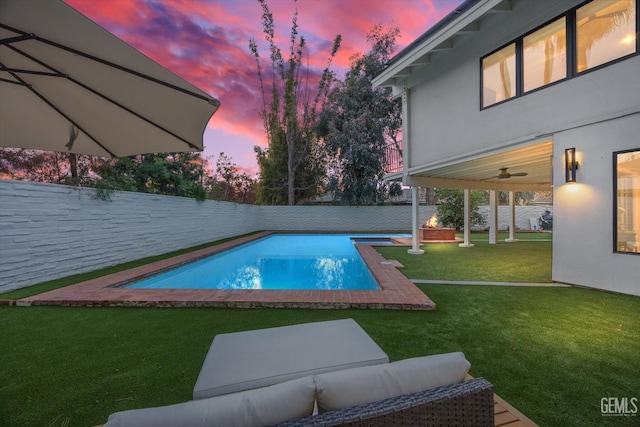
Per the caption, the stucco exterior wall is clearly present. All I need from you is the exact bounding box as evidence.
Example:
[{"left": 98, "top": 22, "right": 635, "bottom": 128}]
[
  {"left": 398, "top": 0, "right": 640, "bottom": 296},
  {"left": 406, "top": 0, "right": 639, "bottom": 169},
  {"left": 552, "top": 114, "right": 640, "bottom": 296}
]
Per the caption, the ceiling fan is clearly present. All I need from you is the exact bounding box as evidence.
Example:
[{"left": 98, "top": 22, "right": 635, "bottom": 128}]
[{"left": 487, "top": 167, "right": 529, "bottom": 179}]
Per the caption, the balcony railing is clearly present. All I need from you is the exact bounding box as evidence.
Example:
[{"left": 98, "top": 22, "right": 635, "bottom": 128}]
[{"left": 383, "top": 143, "right": 403, "bottom": 174}]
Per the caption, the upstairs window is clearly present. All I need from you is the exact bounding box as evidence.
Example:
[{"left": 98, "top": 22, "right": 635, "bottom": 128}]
[
  {"left": 523, "top": 17, "right": 567, "bottom": 92},
  {"left": 482, "top": 43, "right": 516, "bottom": 107},
  {"left": 481, "top": 0, "right": 638, "bottom": 109},
  {"left": 577, "top": 0, "right": 637, "bottom": 72}
]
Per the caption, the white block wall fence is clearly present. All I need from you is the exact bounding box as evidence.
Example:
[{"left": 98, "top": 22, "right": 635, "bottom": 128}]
[{"left": 0, "top": 180, "right": 552, "bottom": 292}]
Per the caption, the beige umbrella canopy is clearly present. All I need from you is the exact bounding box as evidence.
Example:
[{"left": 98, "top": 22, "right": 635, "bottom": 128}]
[{"left": 0, "top": 0, "right": 220, "bottom": 157}]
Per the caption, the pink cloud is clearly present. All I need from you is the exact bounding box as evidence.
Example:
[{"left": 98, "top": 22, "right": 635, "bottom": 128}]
[{"left": 65, "top": 0, "right": 463, "bottom": 174}]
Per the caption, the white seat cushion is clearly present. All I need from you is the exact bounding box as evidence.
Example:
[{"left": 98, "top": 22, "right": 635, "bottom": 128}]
[{"left": 193, "top": 318, "right": 388, "bottom": 399}]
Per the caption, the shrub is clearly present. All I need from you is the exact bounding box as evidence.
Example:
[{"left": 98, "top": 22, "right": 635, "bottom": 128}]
[{"left": 435, "top": 188, "right": 486, "bottom": 230}]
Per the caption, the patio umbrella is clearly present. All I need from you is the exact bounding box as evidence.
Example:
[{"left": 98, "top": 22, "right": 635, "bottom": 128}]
[{"left": 0, "top": 0, "right": 220, "bottom": 157}]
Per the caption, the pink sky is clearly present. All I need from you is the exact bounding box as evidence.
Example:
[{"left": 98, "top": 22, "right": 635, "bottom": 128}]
[{"left": 65, "top": 0, "right": 464, "bottom": 175}]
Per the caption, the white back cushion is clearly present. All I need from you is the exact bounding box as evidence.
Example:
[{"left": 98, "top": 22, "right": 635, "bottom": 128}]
[
  {"left": 105, "top": 375, "right": 315, "bottom": 427},
  {"left": 314, "top": 352, "right": 471, "bottom": 413}
]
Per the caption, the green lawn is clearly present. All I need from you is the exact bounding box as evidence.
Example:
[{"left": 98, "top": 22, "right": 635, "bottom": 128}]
[
  {"left": 378, "top": 232, "right": 552, "bottom": 282},
  {"left": 2, "top": 232, "right": 639, "bottom": 427},
  {"left": 2, "top": 287, "right": 639, "bottom": 427},
  {"left": 463, "top": 231, "right": 553, "bottom": 241}
]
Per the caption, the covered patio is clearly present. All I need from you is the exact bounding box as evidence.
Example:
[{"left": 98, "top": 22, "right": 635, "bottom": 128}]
[{"left": 391, "top": 140, "right": 554, "bottom": 254}]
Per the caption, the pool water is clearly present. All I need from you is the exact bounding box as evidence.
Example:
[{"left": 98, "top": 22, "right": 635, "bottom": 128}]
[{"left": 127, "top": 234, "right": 404, "bottom": 291}]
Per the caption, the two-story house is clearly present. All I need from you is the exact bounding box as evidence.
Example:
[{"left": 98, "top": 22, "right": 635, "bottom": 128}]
[{"left": 373, "top": 0, "right": 639, "bottom": 296}]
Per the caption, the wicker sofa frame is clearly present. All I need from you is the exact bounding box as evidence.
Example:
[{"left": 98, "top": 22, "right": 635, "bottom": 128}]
[{"left": 274, "top": 377, "right": 494, "bottom": 427}]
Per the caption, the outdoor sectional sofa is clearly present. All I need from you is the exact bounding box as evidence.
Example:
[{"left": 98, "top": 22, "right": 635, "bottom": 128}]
[{"left": 104, "top": 352, "right": 495, "bottom": 426}]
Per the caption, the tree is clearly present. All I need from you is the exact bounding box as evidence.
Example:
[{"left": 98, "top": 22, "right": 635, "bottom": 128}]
[
  {"left": 94, "top": 152, "right": 207, "bottom": 200},
  {"left": 249, "top": 0, "right": 341, "bottom": 205},
  {"left": 318, "top": 25, "right": 402, "bottom": 205},
  {"left": 210, "top": 152, "right": 237, "bottom": 201},
  {"left": 209, "top": 152, "right": 257, "bottom": 204},
  {"left": 476, "top": 190, "right": 536, "bottom": 205},
  {"left": 0, "top": 147, "right": 97, "bottom": 186},
  {"left": 232, "top": 173, "right": 257, "bottom": 204},
  {"left": 435, "top": 188, "right": 486, "bottom": 231},
  {"left": 512, "top": 191, "right": 535, "bottom": 205},
  {"left": 1, "top": 147, "right": 257, "bottom": 203}
]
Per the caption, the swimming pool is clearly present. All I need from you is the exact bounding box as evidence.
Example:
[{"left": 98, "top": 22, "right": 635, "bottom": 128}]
[{"left": 127, "top": 234, "right": 405, "bottom": 291}]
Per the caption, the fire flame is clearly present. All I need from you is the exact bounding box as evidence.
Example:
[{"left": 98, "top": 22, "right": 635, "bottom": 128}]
[{"left": 425, "top": 213, "right": 439, "bottom": 228}]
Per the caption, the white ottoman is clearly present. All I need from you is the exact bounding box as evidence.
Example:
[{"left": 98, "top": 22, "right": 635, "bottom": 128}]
[{"left": 193, "top": 318, "right": 389, "bottom": 399}]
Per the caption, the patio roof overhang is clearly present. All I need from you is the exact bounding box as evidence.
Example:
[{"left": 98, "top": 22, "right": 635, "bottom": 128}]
[
  {"left": 375, "top": 0, "right": 552, "bottom": 193},
  {"left": 372, "top": 0, "right": 511, "bottom": 96},
  {"left": 399, "top": 140, "right": 553, "bottom": 192}
]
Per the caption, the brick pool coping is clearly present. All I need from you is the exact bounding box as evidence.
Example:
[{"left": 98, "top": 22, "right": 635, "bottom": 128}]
[{"left": 17, "top": 232, "right": 436, "bottom": 310}]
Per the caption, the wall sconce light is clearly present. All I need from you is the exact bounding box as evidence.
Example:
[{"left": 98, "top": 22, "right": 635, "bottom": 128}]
[{"left": 565, "top": 147, "right": 579, "bottom": 182}]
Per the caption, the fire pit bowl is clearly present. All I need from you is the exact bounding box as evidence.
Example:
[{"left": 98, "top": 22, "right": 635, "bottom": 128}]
[
  {"left": 419, "top": 227, "right": 456, "bottom": 241},
  {"left": 420, "top": 213, "right": 458, "bottom": 241}
]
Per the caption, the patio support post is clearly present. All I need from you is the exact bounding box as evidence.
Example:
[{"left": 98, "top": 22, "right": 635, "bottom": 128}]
[
  {"left": 506, "top": 191, "right": 519, "bottom": 242},
  {"left": 404, "top": 83, "right": 423, "bottom": 255},
  {"left": 489, "top": 190, "right": 498, "bottom": 244},
  {"left": 408, "top": 186, "right": 425, "bottom": 255},
  {"left": 459, "top": 188, "right": 475, "bottom": 248}
]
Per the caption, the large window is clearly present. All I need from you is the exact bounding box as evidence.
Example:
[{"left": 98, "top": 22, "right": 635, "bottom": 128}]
[
  {"left": 481, "top": 0, "right": 638, "bottom": 108},
  {"left": 577, "top": 0, "right": 637, "bottom": 72},
  {"left": 482, "top": 44, "right": 516, "bottom": 107},
  {"left": 523, "top": 17, "right": 567, "bottom": 92},
  {"left": 615, "top": 149, "right": 640, "bottom": 254}
]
